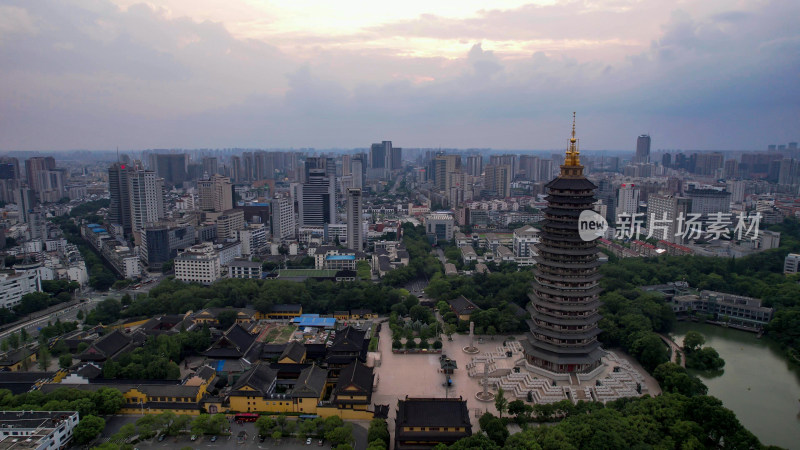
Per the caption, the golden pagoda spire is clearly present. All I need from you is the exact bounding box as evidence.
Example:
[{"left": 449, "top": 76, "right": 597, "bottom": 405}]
[{"left": 565, "top": 112, "right": 580, "bottom": 167}]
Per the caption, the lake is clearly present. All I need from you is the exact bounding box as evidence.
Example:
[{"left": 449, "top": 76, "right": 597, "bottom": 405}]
[{"left": 672, "top": 322, "right": 800, "bottom": 449}]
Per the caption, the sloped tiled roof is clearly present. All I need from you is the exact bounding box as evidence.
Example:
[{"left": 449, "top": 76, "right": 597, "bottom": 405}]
[
  {"left": 291, "top": 364, "right": 327, "bottom": 398},
  {"left": 231, "top": 363, "right": 277, "bottom": 395},
  {"left": 279, "top": 341, "right": 306, "bottom": 363}
]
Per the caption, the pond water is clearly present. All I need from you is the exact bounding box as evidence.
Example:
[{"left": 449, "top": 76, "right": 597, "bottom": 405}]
[{"left": 672, "top": 322, "right": 800, "bottom": 449}]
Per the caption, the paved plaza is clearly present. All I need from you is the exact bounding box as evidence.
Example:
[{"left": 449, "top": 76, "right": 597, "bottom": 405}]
[{"left": 371, "top": 321, "right": 661, "bottom": 437}]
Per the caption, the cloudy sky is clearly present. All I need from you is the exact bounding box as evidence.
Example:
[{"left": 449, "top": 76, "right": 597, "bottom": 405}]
[{"left": 0, "top": 0, "right": 798, "bottom": 151}]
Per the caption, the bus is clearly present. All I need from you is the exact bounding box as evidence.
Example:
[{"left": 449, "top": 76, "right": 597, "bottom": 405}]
[
  {"left": 298, "top": 414, "right": 320, "bottom": 421},
  {"left": 234, "top": 413, "right": 259, "bottom": 422}
]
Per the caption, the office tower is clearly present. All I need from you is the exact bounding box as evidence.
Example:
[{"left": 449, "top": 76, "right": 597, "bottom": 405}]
[
  {"left": 687, "top": 188, "right": 731, "bottom": 215},
  {"left": 299, "top": 168, "right": 336, "bottom": 226},
  {"left": 202, "top": 157, "right": 219, "bottom": 176},
  {"left": 523, "top": 116, "right": 603, "bottom": 373},
  {"left": 466, "top": 155, "right": 483, "bottom": 177},
  {"left": 128, "top": 170, "right": 165, "bottom": 232},
  {"left": 198, "top": 175, "right": 233, "bottom": 213},
  {"left": 433, "top": 154, "right": 461, "bottom": 191},
  {"left": 490, "top": 154, "right": 517, "bottom": 177},
  {"left": 662, "top": 153, "right": 672, "bottom": 168},
  {"left": 15, "top": 188, "right": 36, "bottom": 224},
  {"left": 0, "top": 157, "right": 19, "bottom": 180},
  {"left": 519, "top": 155, "right": 540, "bottom": 180},
  {"left": 635, "top": 135, "right": 651, "bottom": 163},
  {"left": 390, "top": 146, "right": 402, "bottom": 171},
  {"left": 271, "top": 196, "right": 296, "bottom": 242},
  {"left": 346, "top": 188, "right": 363, "bottom": 251},
  {"left": 484, "top": 165, "right": 512, "bottom": 198},
  {"left": 647, "top": 194, "right": 691, "bottom": 243},
  {"left": 616, "top": 184, "right": 640, "bottom": 217},
  {"left": 108, "top": 162, "right": 133, "bottom": 236},
  {"left": 149, "top": 153, "right": 188, "bottom": 186},
  {"left": 369, "top": 141, "right": 393, "bottom": 178}
]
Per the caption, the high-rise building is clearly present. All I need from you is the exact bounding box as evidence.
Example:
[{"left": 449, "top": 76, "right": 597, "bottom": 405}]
[
  {"left": 299, "top": 168, "right": 336, "bottom": 226},
  {"left": 202, "top": 157, "right": 219, "bottom": 176},
  {"left": 490, "top": 154, "right": 517, "bottom": 177},
  {"left": 198, "top": 175, "right": 233, "bottom": 213},
  {"left": 342, "top": 155, "right": 352, "bottom": 177},
  {"left": 519, "top": 155, "right": 540, "bottom": 181},
  {"left": 616, "top": 184, "right": 640, "bottom": 218},
  {"left": 466, "top": 155, "right": 483, "bottom": 177},
  {"left": 635, "top": 134, "right": 651, "bottom": 163},
  {"left": 14, "top": 188, "right": 36, "bottom": 224},
  {"left": 25, "top": 156, "right": 64, "bottom": 202},
  {"left": 0, "top": 157, "right": 19, "bottom": 180},
  {"left": 230, "top": 156, "right": 243, "bottom": 183},
  {"left": 433, "top": 154, "right": 461, "bottom": 191},
  {"left": 778, "top": 159, "right": 800, "bottom": 185},
  {"left": 346, "top": 188, "right": 363, "bottom": 251},
  {"left": 390, "top": 145, "right": 402, "bottom": 172},
  {"left": 149, "top": 153, "right": 188, "bottom": 186},
  {"left": 484, "top": 164, "right": 512, "bottom": 198},
  {"left": 538, "top": 159, "right": 554, "bottom": 182},
  {"left": 270, "top": 196, "right": 296, "bottom": 242},
  {"left": 726, "top": 180, "right": 746, "bottom": 204},
  {"left": 128, "top": 170, "right": 165, "bottom": 233},
  {"left": 522, "top": 116, "right": 604, "bottom": 373},
  {"left": 108, "top": 162, "right": 133, "bottom": 236},
  {"left": 646, "top": 194, "right": 691, "bottom": 243},
  {"left": 25, "top": 156, "right": 55, "bottom": 188},
  {"left": 369, "top": 141, "right": 389, "bottom": 175},
  {"left": 351, "top": 159, "right": 364, "bottom": 188}
]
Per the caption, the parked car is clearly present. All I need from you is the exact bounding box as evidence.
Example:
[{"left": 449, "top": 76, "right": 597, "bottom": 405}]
[
  {"left": 306, "top": 437, "right": 312, "bottom": 445},
  {"left": 318, "top": 439, "right": 324, "bottom": 446},
  {"left": 210, "top": 436, "right": 217, "bottom": 442},
  {"left": 157, "top": 434, "right": 165, "bottom": 442},
  {"left": 190, "top": 435, "right": 197, "bottom": 441}
]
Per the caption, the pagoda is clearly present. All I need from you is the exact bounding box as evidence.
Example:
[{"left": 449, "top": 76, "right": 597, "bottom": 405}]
[{"left": 522, "top": 113, "right": 604, "bottom": 373}]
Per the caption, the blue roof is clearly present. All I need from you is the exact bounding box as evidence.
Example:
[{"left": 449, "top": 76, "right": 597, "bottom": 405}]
[
  {"left": 87, "top": 224, "right": 101, "bottom": 228},
  {"left": 92, "top": 228, "right": 107, "bottom": 233},
  {"left": 292, "top": 315, "right": 336, "bottom": 327},
  {"left": 326, "top": 255, "right": 355, "bottom": 261}
]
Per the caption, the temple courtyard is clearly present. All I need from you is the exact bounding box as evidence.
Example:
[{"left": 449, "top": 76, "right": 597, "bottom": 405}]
[{"left": 370, "top": 322, "right": 659, "bottom": 435}]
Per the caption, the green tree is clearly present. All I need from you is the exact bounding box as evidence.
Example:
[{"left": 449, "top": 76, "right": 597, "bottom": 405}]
[
  {"left": 367, "top": 419, "right": 390, "bottom": 448},
  {"left": 58, "top": 353, "right": 73, "bottom": 369},
  {"left": 37, "top": 347, "right": 51, "bottom": 371},
  {"left": 495, "top": 387, "right": 508, "bottom": 419},
  {"left": 326, "top": 425, "right": 354, "bottom": 447},
  {"left": 93, "top": 388, "right": 125, "bottom": 414},
  {"left": 256, "top": 415, "right": 275, "bottom": 437},
  {"left": 683, "top": 331, "right": 705, "bottom": 353},
  {"left": 74, "top": 415, "right": 105, "bottom": 444}
]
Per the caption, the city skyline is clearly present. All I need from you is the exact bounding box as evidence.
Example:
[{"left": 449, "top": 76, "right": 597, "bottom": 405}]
[{"left": 1, "top": 0, "right": 798, "bottom": 151}]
